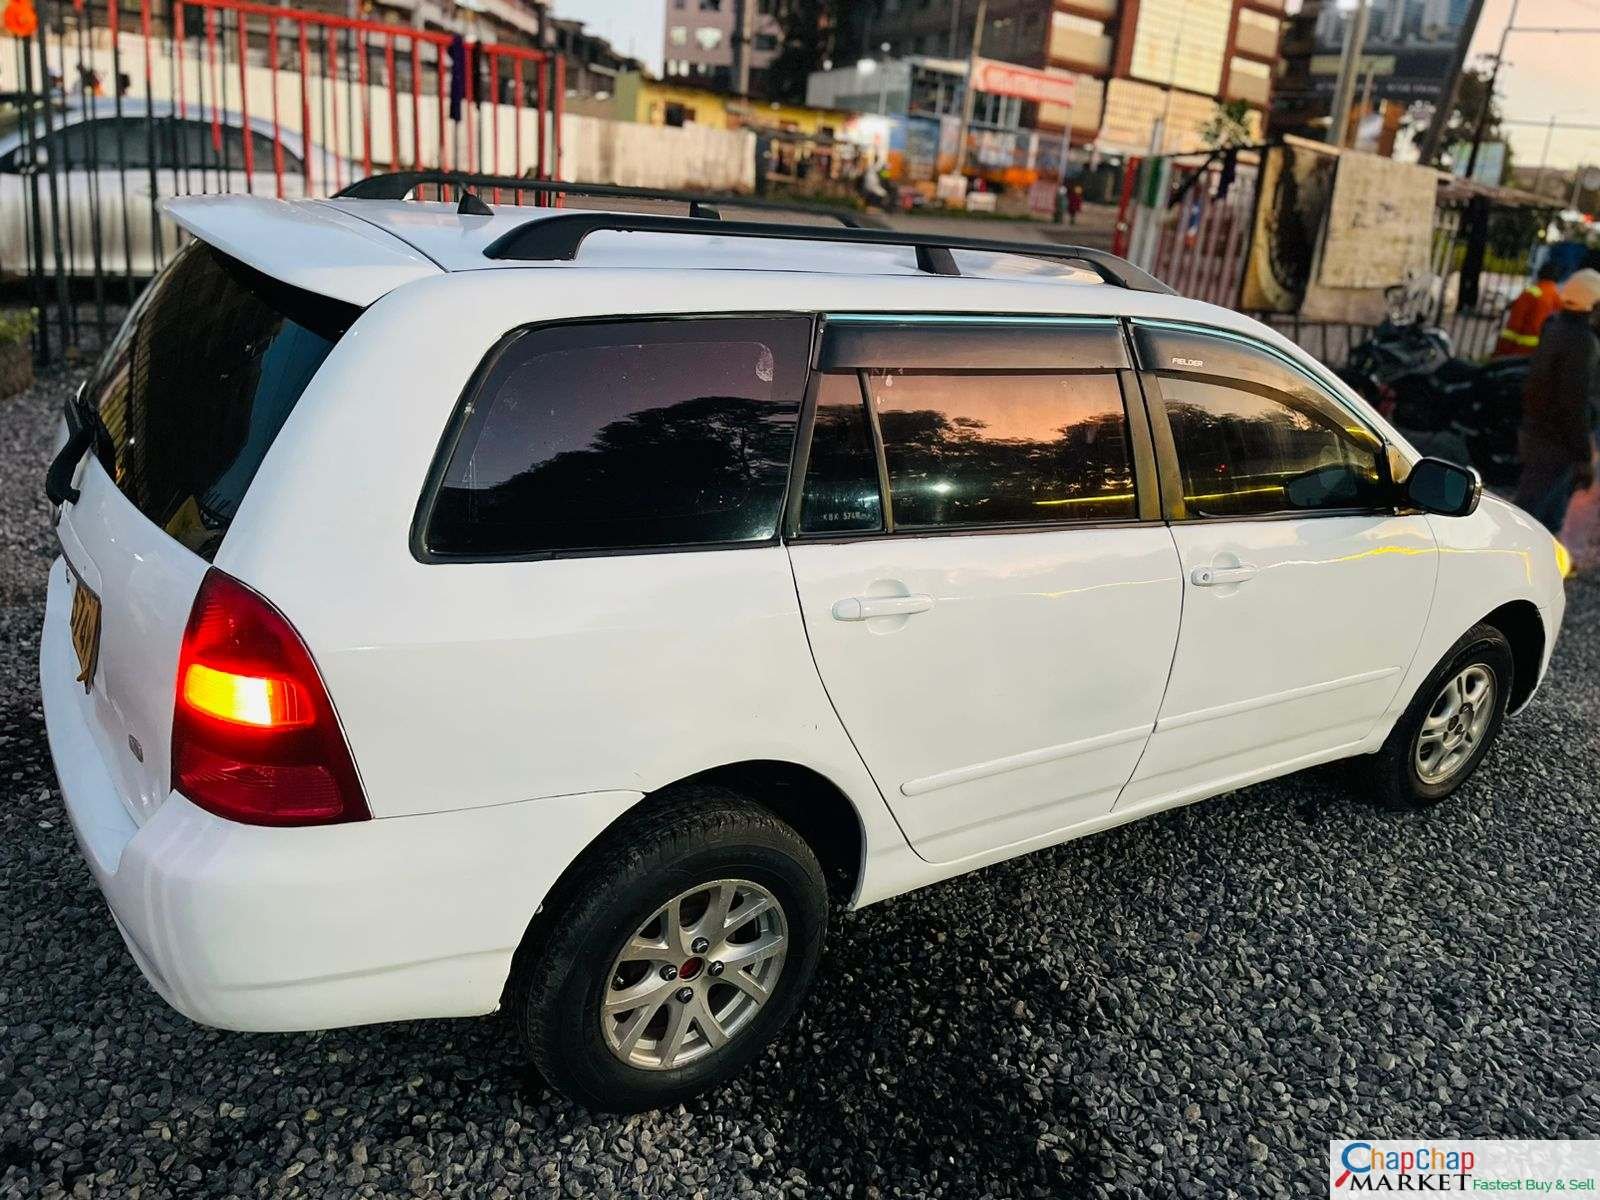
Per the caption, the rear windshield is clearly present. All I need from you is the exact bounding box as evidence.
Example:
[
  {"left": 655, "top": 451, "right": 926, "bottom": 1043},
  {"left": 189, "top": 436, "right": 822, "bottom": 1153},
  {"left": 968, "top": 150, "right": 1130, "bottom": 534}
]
[{"left": 83, "top": 242, "right": 358, "bottom": 560}]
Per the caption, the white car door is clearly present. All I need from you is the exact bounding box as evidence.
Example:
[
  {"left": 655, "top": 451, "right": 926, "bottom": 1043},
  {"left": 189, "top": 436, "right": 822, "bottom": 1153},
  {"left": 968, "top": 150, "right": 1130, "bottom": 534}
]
[
  {"left": 1119, "top": 321, "right": 1438, "bottom": 808},
  {"left": 787, "top": 317, "right": 1184, "bottom": 864}
]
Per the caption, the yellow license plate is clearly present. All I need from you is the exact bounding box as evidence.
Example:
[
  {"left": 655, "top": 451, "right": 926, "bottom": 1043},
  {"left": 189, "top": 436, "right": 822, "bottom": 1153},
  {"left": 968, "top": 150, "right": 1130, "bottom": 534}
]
[{"left": 68, "top": 571, "right": 102, "bottom": 693}]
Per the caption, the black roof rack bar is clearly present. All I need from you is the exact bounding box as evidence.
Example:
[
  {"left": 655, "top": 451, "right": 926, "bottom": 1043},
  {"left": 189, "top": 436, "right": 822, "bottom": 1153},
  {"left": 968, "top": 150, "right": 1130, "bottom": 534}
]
[
  {"left": 332, "top": 170, "right": 868, "bottom": 229},
  {"left": 481, "top": 211, "right": 1174, "bottom": 294}
]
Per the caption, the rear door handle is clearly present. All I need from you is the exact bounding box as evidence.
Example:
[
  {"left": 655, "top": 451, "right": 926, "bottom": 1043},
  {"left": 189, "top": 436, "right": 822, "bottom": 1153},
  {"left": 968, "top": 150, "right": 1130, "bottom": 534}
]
[
  {"left": 1191, "top": 565, "right": 1258, "bottom": 587},
  {"left": 831, "top": 594, "right": 935, "bottom": 622}
]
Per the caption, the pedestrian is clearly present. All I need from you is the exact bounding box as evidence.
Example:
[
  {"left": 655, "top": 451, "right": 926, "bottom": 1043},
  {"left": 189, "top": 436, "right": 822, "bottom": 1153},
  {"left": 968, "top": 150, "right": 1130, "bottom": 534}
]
[
  {"left": 1513, "top": 268, "right": 1600, "bottom": 535},
  {"left": 1492, "top": 262, "right": 1561, "bottom": 358},
  {"left": 1067, "top": 182, "right": 1083, "bottom": 227}
]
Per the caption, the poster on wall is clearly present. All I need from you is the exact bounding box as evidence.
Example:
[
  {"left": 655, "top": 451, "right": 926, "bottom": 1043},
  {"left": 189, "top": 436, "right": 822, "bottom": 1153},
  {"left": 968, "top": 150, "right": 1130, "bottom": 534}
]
[
  {"left": 1316, "top": 153, "right": 1437, "bottom": 289},
  {"left": 1239, "top": 140, "right": 1340, "bottom": 313}
]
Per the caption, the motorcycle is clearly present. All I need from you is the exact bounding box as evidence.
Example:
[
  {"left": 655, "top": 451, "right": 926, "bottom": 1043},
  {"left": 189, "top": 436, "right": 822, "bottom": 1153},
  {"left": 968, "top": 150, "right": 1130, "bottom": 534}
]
[
  {"left": 1336, "top": 281, "right": 1455, "bottom": 405},
  {"left": 1385, "top": 356, "right": 1526, "bottom": 487}
]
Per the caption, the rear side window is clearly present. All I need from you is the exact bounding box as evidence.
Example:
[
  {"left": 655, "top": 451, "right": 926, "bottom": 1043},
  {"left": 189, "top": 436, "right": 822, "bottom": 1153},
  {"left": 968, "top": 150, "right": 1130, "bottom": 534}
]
[
  {"left": 86, "top": 241, "right": 356, "bottom": 560},
  {"left": 425, "top": 317, "right": 813, "bottom": 558},
  {"left": 866, "top": 369, "right": 1135, "bottom": 529}
]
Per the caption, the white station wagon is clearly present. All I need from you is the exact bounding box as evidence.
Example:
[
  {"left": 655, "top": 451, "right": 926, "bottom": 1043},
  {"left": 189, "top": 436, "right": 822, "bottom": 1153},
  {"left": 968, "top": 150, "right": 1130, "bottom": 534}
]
[{"left": 42, "top": 175, "right": 1568, "bottom": 1112}]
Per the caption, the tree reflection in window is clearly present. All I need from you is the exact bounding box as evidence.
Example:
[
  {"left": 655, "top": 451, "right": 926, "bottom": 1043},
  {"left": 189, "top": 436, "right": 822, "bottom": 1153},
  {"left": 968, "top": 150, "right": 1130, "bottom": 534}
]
[
  {"left": 866, "top": 369, "right": 1135, "bottom": 529},
  {"left": 429, "top": 318, "right": 811, "bottom": 556}
]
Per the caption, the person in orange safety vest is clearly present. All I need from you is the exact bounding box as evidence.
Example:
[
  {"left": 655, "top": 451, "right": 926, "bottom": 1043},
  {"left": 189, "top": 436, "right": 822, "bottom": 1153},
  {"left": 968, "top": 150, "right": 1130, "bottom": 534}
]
[{"left": 1493, "top": 263, "right": 1562, "bottom": 357}]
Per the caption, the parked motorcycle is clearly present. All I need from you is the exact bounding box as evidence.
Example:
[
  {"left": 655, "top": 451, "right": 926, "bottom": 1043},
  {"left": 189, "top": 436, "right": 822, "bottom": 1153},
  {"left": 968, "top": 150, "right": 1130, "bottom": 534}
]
[
  {"left": 1383, "top": 356, "right": 1526, "bottom": 487},
  {"left": 1335, "top": 283, "right": 1455, "bottom": 405}
]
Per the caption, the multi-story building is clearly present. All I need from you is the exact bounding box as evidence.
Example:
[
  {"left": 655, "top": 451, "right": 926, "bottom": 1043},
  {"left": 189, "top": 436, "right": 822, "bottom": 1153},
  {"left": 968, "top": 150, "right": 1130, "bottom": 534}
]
[
  {"left": 662, "top": 0, "right": 785, "bottom": 95},
  {"left": 548, "top": 16, "right": 645, "bottom": 100},
  {"left": 843, "top": 0, "right": 1284, "bottom": 155}
]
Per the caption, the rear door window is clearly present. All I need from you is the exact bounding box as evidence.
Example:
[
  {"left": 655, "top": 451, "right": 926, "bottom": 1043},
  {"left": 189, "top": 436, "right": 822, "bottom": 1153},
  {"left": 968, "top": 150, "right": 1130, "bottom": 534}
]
[
  {"left": 798, "top": 373, "right": 883, "bottom": 534},
  {"left": 85, "top": 241, "right": 357, "bottom": 559},
  {"left": 868, "top": 369, "right": 1136, "bottom": 529},
  {"left": 423, "top": 317, "right": 813, "bottom": 558}
]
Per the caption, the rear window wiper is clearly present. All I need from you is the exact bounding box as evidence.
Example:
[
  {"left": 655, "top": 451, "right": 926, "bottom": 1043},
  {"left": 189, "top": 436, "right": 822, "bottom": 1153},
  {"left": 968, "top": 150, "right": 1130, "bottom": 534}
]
[{"left": 48, "top": 384, "right": 111, "bottom": 508}]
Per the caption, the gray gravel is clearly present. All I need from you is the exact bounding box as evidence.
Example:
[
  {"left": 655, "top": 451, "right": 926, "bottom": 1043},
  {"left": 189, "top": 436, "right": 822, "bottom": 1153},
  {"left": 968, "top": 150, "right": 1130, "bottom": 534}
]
[{"left": 2, "top": 368, "right": 1598, "bottom": 1199}]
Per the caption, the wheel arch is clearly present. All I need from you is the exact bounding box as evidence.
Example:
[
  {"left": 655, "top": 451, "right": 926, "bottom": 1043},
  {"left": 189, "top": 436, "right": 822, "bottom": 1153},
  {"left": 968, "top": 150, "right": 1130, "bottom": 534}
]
[
  {"left": 1479, "top": 598, "right": 1546, "bottom": 714},
  {"left": 499, "top": 758, "right": 869, "bottom": 1008}
]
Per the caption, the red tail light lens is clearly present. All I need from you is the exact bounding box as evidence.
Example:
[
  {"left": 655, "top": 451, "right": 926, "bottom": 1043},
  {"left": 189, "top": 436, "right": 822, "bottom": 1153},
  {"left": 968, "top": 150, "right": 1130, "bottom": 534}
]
[{"left": 172, "top": 569, "right": 370, "bottom": 826}]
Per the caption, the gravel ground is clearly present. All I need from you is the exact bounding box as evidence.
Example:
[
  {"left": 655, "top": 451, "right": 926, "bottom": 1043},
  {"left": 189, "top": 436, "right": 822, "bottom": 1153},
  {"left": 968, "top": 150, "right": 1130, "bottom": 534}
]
[{"left": 2, "top": 368, "right": 1598, "bottom": 1200}]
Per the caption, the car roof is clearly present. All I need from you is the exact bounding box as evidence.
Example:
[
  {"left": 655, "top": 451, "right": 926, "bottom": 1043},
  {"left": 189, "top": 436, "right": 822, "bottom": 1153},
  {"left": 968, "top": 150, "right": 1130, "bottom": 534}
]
[
  {"left": 163, "top": 193, "right": 1168, "bottom": 305},
  {"left": 161, "top": 193, "right": 1275, "bottom": 348}
]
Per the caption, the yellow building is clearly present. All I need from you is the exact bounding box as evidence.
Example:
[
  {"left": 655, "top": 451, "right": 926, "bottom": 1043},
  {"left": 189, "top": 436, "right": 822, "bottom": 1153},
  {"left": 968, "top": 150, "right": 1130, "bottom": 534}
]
[{"left": 612, "top": 73, "right": 850, "bottom": 138}]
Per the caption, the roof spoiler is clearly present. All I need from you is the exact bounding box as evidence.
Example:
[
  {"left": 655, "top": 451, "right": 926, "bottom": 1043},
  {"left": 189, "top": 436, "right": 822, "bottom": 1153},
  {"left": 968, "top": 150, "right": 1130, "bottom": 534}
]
[
  {"left": 481, "top": 212, "right": 1175, "bottom": 293},
  {"left": 332, "top": 170, "right": 868, "bottom": 228}
]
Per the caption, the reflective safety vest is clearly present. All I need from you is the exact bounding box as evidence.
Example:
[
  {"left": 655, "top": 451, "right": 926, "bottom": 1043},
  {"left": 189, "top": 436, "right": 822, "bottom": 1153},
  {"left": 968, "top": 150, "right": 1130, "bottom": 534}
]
[{"left": 1493, "top": 279, "right": 1561, "bottom": 357}]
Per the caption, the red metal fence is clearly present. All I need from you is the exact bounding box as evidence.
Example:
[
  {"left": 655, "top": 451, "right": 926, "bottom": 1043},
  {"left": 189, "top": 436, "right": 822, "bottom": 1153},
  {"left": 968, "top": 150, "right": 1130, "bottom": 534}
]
[{"left": 4, "top": 0, "right": 565, "bottom": 358}]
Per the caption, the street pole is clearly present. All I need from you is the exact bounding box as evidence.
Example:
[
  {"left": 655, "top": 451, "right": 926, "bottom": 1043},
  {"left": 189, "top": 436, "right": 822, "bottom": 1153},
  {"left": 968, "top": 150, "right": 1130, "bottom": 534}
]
[
  {"left": 1535, "top": 113, "right": 1556, "bottom": 197},
  {"left": 1326, "top": 0, "right": 1371, "bottom": 147},
  {"left": 953, "top": 0, "right": 986, "bottom": 178},
  {"left": 1464, "top": 0, "right": 1518, "bottom": 180},
  {"left": 733, "top": 0, "right": 755, "bottom": 96},
  {"left": 1153, "top": 3, "right": 1186, "bottom": 153}
]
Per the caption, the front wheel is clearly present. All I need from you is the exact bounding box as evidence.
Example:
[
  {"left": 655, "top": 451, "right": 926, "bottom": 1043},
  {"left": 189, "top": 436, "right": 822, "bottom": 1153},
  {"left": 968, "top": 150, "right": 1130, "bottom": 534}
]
[
  {"left": 507, "top": 789, "right": 828, "bottom": 1112},
  {"left": 1361, "top": 623, "right": 1514, "bottom": 810}
]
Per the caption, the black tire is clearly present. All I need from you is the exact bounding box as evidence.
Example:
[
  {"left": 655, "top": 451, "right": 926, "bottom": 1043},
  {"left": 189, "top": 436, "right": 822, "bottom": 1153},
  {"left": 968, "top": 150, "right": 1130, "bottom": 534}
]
[
  {"left": 507, "top": 787, "right": 828, "bottom": 1112},
  {"left": 1361, "top": 623, "right": 1514, "bottom": 811}
]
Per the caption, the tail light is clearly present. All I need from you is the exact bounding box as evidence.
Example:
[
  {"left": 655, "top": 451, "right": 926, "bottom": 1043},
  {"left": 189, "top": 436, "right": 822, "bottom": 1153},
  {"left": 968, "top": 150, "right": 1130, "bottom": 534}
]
[{"left": 172, "top": 569, "right": 370, "bottom": 826}]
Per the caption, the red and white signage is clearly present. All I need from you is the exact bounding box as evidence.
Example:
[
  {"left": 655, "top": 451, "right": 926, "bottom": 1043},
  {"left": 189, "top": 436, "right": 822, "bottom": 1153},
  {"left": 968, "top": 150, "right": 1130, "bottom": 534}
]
[{"left": 970, "top": 58, "right": 1077, "bottom": 109}]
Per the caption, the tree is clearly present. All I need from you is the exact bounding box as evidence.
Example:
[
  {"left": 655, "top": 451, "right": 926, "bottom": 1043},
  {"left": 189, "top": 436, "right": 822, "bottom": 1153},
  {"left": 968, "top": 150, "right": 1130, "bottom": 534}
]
[
  {"left": 1200, "top": 100, "right": 1255, "bottom": 149},
  {"left": 764, "top": 0, "right": 848, "bottom": 105},
  {"left": 1408, "top": 58, "right": 1514, "bottom": 179}
]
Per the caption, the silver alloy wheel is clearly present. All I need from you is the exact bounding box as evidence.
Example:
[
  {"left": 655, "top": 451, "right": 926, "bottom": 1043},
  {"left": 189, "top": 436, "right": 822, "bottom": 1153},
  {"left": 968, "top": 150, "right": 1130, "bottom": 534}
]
[
  {"left": 600, "top": 879, "right": 788, "bottom": 1071},
  {"left": 1414, "top": 663, "right": 1496, "bottom": 784}
]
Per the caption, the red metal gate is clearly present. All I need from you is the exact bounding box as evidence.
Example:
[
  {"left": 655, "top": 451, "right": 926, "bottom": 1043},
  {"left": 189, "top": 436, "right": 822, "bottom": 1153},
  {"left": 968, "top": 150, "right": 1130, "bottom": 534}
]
[{"left": 5, "top": 0, "right": 564, "bottom": 358}]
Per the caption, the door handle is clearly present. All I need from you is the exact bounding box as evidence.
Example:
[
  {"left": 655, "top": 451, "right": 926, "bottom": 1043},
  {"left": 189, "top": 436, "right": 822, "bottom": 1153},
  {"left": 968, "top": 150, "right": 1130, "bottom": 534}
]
[
  {"left": 831, "top": 594, "right": 935, "bottom": 622},
  {"left": 1191, "top": 564, "right": 1258, "bottom": 587}
]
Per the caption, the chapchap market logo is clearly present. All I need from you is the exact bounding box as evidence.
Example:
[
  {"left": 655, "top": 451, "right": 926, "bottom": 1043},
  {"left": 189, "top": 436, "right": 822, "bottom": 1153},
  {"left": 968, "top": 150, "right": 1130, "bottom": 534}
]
[{"left": 1333, "top": 1142, "right": 1476, "bottom": 1191}]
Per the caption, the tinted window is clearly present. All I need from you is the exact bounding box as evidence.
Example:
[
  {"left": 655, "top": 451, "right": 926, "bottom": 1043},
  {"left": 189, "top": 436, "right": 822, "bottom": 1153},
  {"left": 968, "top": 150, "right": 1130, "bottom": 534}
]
[
  {"left": 86, "top": 242, "right": 356, "bottom": 559},
  {"left": 1140, "top": 327, "right": 1387, "bottom": 518},
  {"left": 427, "top": 317, "right": 812, "bottom": 557},
  {"left": 1160, "top": 376, "right": 1386, "bottom": 517},
  {"left": 867, "top": 370, "right": 1135, "bottom": 528},
  {"left": 799, "top": 373, "right": 882, "bottom": 534}
]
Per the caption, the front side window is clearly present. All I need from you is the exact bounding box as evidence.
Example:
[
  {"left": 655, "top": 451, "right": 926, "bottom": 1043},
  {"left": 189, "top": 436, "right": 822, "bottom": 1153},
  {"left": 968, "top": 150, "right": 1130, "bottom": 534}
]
[
  {"left": 866, "top": 369, "right": 1135, "bottom": 529},
  {"left": 426, "top": 317, "right": 812, "bottom": 558},
  {"left": 1136, "top": 325, "right": 1386, "bottom": 518}
]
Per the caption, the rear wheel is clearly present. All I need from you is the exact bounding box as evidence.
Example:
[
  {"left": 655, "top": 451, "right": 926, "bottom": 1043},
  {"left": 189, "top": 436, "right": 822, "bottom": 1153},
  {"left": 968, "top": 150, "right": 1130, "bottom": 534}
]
[
  {"left": 1361, "top": 623, "right": 1514, "bottom": 810},
  {"left": 508, "top": 789, "right": 827, "bottom": 1112}
]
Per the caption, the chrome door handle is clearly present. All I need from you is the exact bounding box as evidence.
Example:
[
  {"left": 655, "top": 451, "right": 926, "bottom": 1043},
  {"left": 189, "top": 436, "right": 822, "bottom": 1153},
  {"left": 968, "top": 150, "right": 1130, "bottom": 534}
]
[
  {"left": 1191, "top": 565, "right": 1258, "bottom": 587},
  {"left": 831, "top": 594, "right": 935, "bottom": 622}
]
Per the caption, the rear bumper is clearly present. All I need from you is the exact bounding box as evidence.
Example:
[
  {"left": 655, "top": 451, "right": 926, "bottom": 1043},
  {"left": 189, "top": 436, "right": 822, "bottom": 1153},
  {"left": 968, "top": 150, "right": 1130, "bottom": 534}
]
[{"left": 41, "top": 560, "right": 641, "bottom": 1032}]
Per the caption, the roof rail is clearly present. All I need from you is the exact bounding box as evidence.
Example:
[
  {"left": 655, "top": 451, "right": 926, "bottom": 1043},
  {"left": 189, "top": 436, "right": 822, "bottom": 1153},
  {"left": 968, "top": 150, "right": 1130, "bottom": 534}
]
[
  {"left": 332, "top": 170, "right": 868, "bottom": 229},
  {"left": 481, "top": 212, "right": 1175, "bottom": 294}
]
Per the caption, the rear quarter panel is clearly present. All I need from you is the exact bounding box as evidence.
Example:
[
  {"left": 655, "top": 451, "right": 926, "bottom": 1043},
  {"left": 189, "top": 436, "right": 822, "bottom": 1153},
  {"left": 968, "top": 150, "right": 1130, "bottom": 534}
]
[{"left": 212, "top": 271, "right": 902, "bottom": 864}]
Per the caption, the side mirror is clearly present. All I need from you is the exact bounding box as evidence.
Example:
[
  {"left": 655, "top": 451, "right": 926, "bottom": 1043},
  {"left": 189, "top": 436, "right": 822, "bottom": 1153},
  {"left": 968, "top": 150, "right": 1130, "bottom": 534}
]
[{"left": 1403, "top": 456, "right": 1481, "bottom": 517}]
